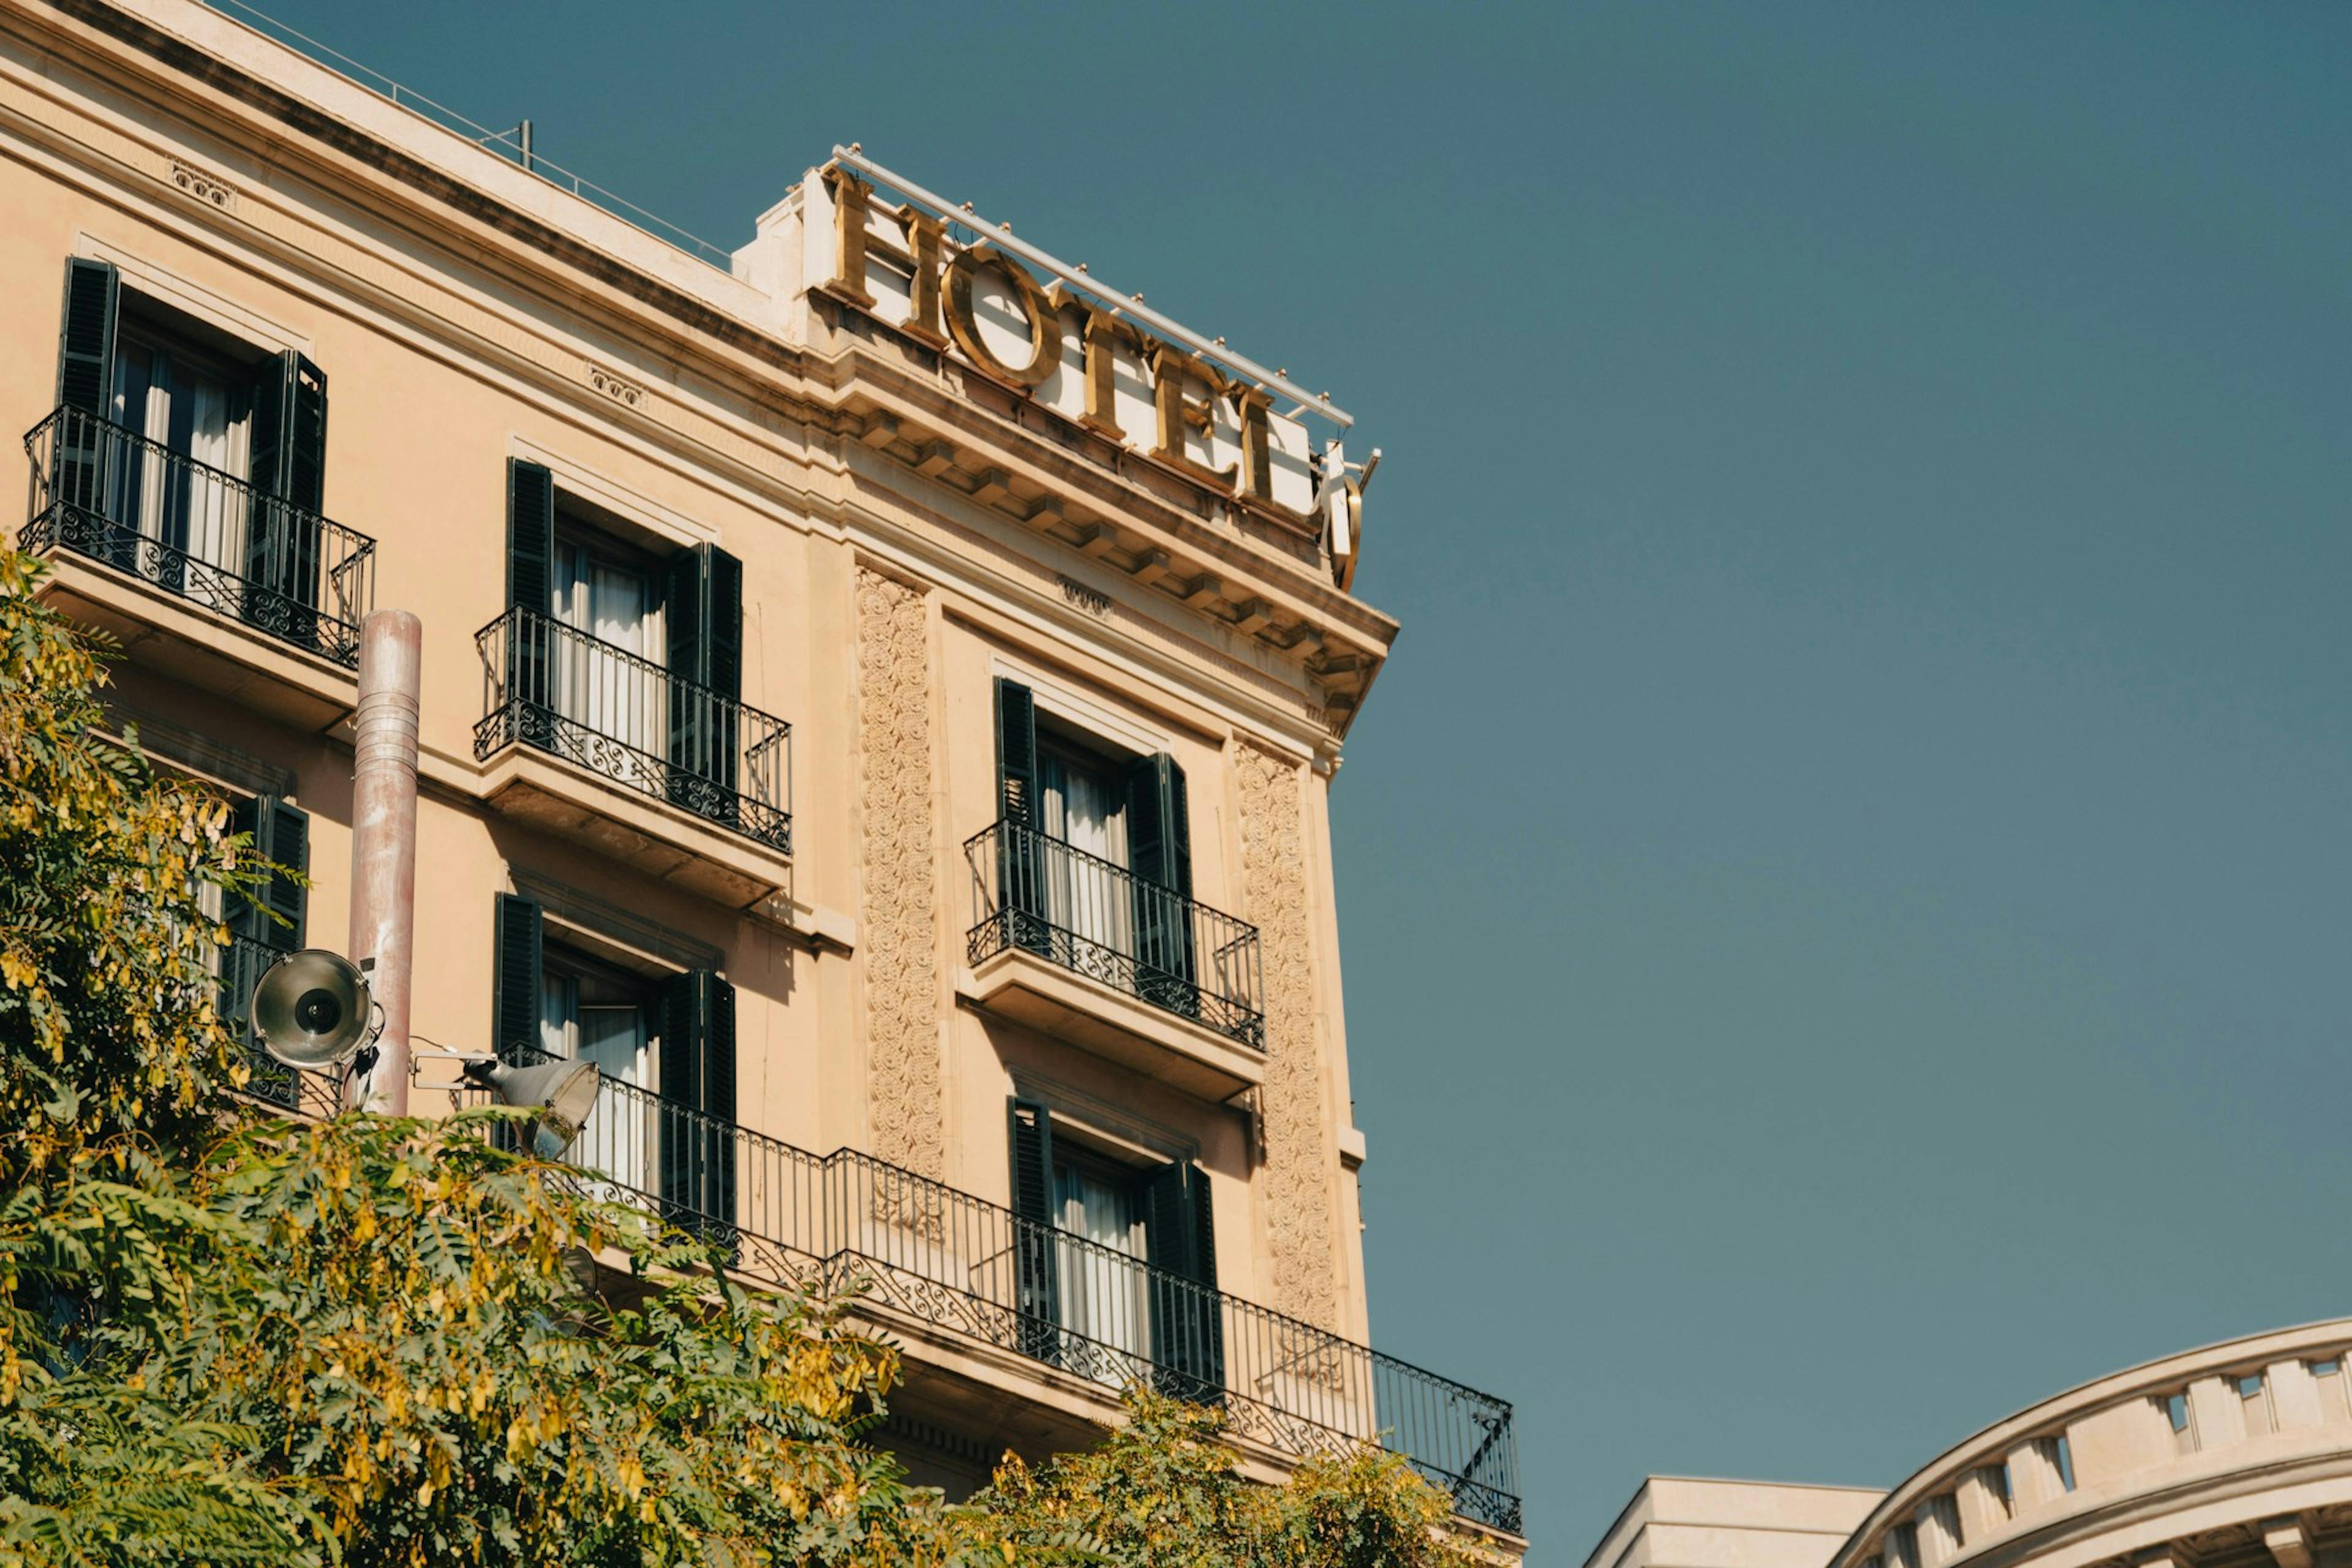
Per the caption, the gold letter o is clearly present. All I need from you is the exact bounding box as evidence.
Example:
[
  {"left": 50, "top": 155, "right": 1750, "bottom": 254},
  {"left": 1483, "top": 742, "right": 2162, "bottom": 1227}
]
[{"left": 943, "top": 245, "right": 1063, "bottom": 389}]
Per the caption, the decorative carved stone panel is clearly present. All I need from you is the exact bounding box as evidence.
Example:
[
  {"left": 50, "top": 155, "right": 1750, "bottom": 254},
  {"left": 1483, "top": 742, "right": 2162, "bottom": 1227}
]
[
  {"left": 1237, "top": 738, "right": 1339, "bottom": 1330},
  {"left": 858, "top": 567, "right": 944, "bottom": 1185}
]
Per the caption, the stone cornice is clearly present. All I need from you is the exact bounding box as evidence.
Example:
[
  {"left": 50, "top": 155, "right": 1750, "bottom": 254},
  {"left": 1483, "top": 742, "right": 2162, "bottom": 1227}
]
[{"left": 8, "top": 0, "right": 1393, "bottom": 735}]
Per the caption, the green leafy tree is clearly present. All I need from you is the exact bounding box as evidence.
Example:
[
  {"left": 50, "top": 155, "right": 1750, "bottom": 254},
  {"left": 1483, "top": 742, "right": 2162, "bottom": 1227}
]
[
  {"left": 0, "top": 548, "right": 1501, "bottom": 1567},
  {"left": 0, "top": 546, "right": 255, "bottom": 1189},
  {"left": 969, "top": 1390, "right": 1483, "bottom": 1568}
]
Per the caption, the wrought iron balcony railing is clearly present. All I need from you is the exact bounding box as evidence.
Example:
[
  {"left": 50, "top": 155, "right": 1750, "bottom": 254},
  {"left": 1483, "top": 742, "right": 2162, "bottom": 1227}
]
[
  {"left": 965, "top": 819, "right": 1266, "bottom": 1051},
  {"left": 471, "top": 1055, "right": 1520, "bottom": 1533},
  {"left": 472, "top": 606, "right": 792, "bottom": 854},
  {"left": 22, "top": 406, "right": 377, "bottom": 667}
]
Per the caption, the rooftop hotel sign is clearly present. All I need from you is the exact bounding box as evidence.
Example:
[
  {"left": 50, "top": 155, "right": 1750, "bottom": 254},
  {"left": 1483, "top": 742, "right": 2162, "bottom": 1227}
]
[{"left": 807, "top": 158, "right": 1366, "bottom": 590}]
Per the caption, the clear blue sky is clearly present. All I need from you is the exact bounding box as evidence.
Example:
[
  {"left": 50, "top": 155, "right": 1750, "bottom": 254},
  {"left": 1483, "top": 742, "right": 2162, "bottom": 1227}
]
[{"left": 230, "top": 1, "right": 2351, "bottom": 1554}]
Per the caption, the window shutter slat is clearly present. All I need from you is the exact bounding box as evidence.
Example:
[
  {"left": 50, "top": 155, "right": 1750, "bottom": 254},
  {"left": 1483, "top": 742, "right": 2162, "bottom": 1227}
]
[
  {"left": 1144, "top": 1159, "right": 1193, "bottom": 1276},
  {"left": 663, "top": 544, "right": 744, "bottom": 802},
  {"left": 1188, "top": 1164, "right": 1225, "bottom": 1396},
  {"left": 658, "top": 973, "right": 695, "bottom": 1107},
  {"left": 228, "top": 795, "right": 265, "bottom": 945},
  {"left": 1007, "top": 1097, "right": 1061, "bottom": 1363},
  {"left": 1163, "top": 761, "right": 1193, "bottom": 899},
  {"left": 505, "top": 459, "right": 556, "bottom": 614},
  {"left": 663, "top": 546, "right": 703, "bottom": 681},
  {"left": 706, "top": 547, "right": 742, "bottom": 699},
  {"left": 1189, "top": 1166, "right": 1217, "bottom": 1290},
  {"left": 56, "top": 258, "right": 118, "bottom": 415},
  {"left": 505, "top": 461, "right": 556, "bottom": 733},
  {"left": 993, "top": 679, "right": 1038, "bottom": 827},
  {"left": 230, "top": 796, "right": 307, "bottom": 952},
  {"left": 1144, "top": 1161, "right": 1223, "bottom": 1403},
  {"left": 279, "top": 354, "right": 328, "bottom": 513},
  {"left": 658, "top": 970, "right": 736, "bottom": 1246},
  {"left": 1126, "top": 753, "right": 1196, "bottom": 1006},
  {"left": 993, "top": 680, "right": 1047, "bottom": 952},
  {"left": 491, "top": 893, "right": 543, "bottom": 1064},
  {"left": 262, "top": 797, "right": 309, "bottom": 948},
  {"left": 244, "top": 353, "right": 328, "bottom": 643},
  {"left": 703, "top": 973, "right": 736, "bottom": 1240}
]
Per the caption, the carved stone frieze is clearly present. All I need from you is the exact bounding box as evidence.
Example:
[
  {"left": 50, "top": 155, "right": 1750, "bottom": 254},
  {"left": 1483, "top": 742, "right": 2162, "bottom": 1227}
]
[
  {"left": 1237, "top": 739, "right": 1338, "bottom": 1329},
  {"left": 857, "top": 567, "right": 944, "bottom": 1186},
  {"left": 168, "top": 159, "right": 236, "bottom": 213},
  {"left": 587, "top": 363, "right": 644, "bottom": 408}
]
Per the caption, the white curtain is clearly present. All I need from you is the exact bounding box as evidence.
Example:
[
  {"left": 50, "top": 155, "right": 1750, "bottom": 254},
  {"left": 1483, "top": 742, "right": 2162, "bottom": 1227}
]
[
  {"left": 110, "top": 343, "right": 249, "bottom": 579},
  {"left": 1042, "top": 755, "right": 1131, "bottom": 957},
  {"left": 1055, "top": 1163, "right": 1148, "bottom": 1378},
  {"left": 181, "top": 376, "right": 249, "bottom": 582},
  {"left": 552, "top": 543, "right": 663, "bottom": 756},
  {"left": 539, "top": 974, "right": 652, "bottom": 1202}
]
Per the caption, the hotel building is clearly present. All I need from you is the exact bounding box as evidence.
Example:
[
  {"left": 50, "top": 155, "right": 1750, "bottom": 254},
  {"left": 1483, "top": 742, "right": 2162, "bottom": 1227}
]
[
  {"left": 1584, "top": 1321, "right": 2352, "bottom": 1568},
  {"left": 0, "top": 0, "right": 1523, "bottom": 1548}
]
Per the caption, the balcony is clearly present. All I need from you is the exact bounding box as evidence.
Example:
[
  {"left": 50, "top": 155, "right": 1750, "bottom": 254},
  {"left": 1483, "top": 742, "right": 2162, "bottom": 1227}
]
[
  {"left": 21, "top": 407, "right": 378, "bottom": 727},
  {"left": 962, "top": 821, "right": 1267, "bottom": 1096},
  {"left": 483, "top": 1060, "right": 1521, "bottom": 1536},
  {"left": 473, "top": 607, "right": 794, "bottom": 907}
]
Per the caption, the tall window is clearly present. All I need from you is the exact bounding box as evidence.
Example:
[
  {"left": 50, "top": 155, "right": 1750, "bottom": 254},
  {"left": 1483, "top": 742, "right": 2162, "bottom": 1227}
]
[
  {"left": 110, "top": 325, "right": 255, "bottom": 579},
  {"left": 1038, "top": 736, "right": 1132, "bottom": 959},
  {"left": 537, "top": 940, "right": 658, "bottom": 1202},
  {"left": 502, "top": 459, "right": 745, "bottom": 803},
  {"left": 1006, "top": 1098, "right": 1223, "bottom": 1399},
  {"left": 492, "top": 894, "right": 736, "bottom": 1238},
  {"left": 549, "top": 524, "right": 664, "bottom": 756},
  {"left": 1052, "top": 1147, "right": 1150, "bottom": 1377},
  {"left": 52, "top": 259, "right": 332, "bottom": 647},
  {"left": 992, "top": 677, "right": 1194, "bottom": 999}
]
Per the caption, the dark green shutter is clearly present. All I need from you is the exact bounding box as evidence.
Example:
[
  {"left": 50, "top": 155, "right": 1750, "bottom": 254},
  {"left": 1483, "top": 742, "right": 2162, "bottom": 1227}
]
[
  {"left": 491, "top": 893, "right": 543, "bottom": 1063},
  {"left": 244, "top": 353, "right": 327, "bottom": 646},
  {"left": 229, "top": 794, "right": 308, "bottom": 952},
  {"left": 279, "top": 355, "right": 328, "bottom": 513},
  {"left": 56, "top": 258, "right": 118, "bottom": 415},
  {"left": 1187, "top": 1163, "right": 1224, "bottom": 1395},
  {"left": 506, "top": 459, "right": 556, "bottom": 613},
  {"left": 1144, "top": 1161, "right": 1224, "bottom": 1403},
  {"left": 504, "top": 460, "right": 557, "bottom": 742},
  {"left": 1126, "top": 753, "right": 1197, "bottom": 1009},
  {"left": 993, "top": 680, "right": 1047, "bottom": 951},
  {"left": 1144, "top": 1160, "right": 1194, "bottom": 1274},
  {"left": 994, "top": 679, "right": 1038, "bottom": 826},
  {"left": 1126, "top": 753, "right": 1193, "bottom": 897},
  {"left": 53, "top": 259, "right": 119, "bottom": 529},
  {"left": 1008, "top": 1097, "right": 1061, "bottom": 1363},
  {"left": 658, "top": 969, "right": 737, "bottom": 1248},
  {"left": 225, "top": 794, "right": 306, "bottom": 1110},
  {"left": 663, "top": 543, "right": 744, "bottom": 807}
]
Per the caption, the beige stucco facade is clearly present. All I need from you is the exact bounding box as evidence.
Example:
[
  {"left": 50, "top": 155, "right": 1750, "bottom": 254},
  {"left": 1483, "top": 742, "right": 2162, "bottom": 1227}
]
[{"left": 0, "top": 0, "right": 1519, "bottom": 1547}]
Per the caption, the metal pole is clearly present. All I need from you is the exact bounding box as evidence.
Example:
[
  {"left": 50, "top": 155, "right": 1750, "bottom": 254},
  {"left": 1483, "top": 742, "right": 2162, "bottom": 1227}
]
[
  {"left": 347, "top": 609, "right": 421, "bottom": 1114},
  {"left": 518, "top": 119, "right": 533, "bottom": 173}
]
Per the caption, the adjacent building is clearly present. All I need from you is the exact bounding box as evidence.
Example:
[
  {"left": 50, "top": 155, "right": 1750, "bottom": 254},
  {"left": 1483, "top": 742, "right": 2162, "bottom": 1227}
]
[
  {"left": 1586, "top": 1321, "right": 2352, "bottom": 1568},
  {"left": 0, "top": 0, "right": 1521, "bottom": 1548}
]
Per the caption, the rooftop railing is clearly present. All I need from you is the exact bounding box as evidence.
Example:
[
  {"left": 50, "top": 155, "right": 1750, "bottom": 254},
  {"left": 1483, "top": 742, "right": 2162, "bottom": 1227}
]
[
  {"left": 23, "top": 407, "right": 378, "bottom": 666},
  {"left": 473, "top": 606, "right": 792, "bottom": 855},
  {"left": 965, "top": 819, "right": 1267, "bottom": 1051},
  {"left": 484, "top": 1057, "right": 1520, "bottom": 1533}
]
